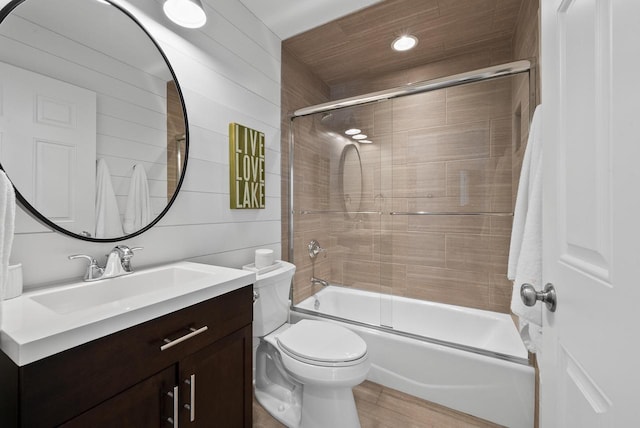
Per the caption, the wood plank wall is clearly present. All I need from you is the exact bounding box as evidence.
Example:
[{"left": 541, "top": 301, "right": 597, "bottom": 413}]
[{"left": 6, "top": 0, "right": 283, "bottom": 287}]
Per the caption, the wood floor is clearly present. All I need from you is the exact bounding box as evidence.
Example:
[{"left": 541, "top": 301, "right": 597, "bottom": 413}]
[{"left": 253, "top": 380, "right": 502, "bottom": 428}]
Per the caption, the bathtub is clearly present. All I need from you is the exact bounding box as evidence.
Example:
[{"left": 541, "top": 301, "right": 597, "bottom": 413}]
[{"left": 291, "top": 286, "right": 534, "bottom": 428}]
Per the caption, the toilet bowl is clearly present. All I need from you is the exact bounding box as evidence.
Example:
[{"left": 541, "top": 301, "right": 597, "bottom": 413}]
[{"left": 250, "top": 261, "right": 370, "bottom": 428}]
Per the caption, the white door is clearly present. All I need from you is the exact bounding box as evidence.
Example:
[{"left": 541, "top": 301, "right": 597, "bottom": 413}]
[
  {"left": 0, "top": 61, "right": 96, "bottom": 236},
  {"left": 541, "top": 0, "right": 640, "bottom": 425}
]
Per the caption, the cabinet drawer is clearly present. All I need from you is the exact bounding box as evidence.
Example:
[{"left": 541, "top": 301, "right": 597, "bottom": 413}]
[{"left": 19, "top": 285, "right": 252, "bottom": 427}]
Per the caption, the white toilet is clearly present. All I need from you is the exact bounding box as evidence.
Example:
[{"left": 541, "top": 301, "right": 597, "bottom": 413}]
[{"left": 251, "top": 261, "right": 370, "bottom": 428}]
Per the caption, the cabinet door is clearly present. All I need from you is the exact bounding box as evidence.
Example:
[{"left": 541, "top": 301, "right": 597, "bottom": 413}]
[
  {"left": 60, "top": 366, "right": 176, "bottom": 428},
  {"left": 179, "top": 325, "right": 252, "bottom": 428}
]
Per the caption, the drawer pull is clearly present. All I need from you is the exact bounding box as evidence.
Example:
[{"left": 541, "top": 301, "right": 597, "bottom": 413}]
[
  {"left": 185, "top": 374, "right": 196, "bottom": 421},
  {"left": 160, "top": 326, "right": 209, "bottom": 351},
  {"left": 167, "top": 386, "right": 179, "bottom": 428}
]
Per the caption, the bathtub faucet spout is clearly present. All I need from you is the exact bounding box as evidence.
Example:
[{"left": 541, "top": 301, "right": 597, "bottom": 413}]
[{"left": 311, "top": 277, "right": 329, "bottom": 288}]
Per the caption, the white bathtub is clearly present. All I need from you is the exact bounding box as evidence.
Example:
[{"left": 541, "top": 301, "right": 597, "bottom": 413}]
[{"left": 291, "top": 286, "right": 535, "bottom": 428}]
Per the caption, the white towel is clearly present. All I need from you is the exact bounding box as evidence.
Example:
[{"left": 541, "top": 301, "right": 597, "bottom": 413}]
[
  {"left": 0, "top": 170, "right": 16, "bottom": 329},
  {"left": 123, "top": 164, "right": 151, "bottom": 234},
  {"left": 508, "top": 105, "right": 543, "bottom": 353},
  {"left": 95, "top": 159, "right": 124, "bottom": 238}
]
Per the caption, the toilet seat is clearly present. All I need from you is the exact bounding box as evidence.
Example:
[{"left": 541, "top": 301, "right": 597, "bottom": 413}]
[{"left": 276, "top": 319, "right": 367, "bottom": 367}]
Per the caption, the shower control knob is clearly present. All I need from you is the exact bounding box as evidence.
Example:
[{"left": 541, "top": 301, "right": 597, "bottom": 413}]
[
  {"left": 308, "top": 239, "right": 326, "bottom": 260},
  {"left": 520, "top": 283, "right": 557, "bottom": 312}
]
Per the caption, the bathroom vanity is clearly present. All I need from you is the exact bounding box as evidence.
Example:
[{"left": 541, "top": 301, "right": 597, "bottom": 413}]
[{"left": 0, "top": 262, "right": 254, "bottom": 427}]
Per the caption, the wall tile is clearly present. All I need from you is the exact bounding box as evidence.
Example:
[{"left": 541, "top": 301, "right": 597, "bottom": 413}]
[
  {"left": 392, "top": 91, "right": 446, "bottom": 132},
  {"left": 407, "top": 121, "right": 491, "bottom": 163}
]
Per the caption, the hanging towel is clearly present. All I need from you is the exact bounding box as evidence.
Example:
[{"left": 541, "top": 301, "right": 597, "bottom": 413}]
[
  {"left": 123, "top": 164, "right": 151, "bottom": 234},
  {"left": 508, "top": 104, "right": 543, "bottom": 353},
  {"left": 0, "top": 170, "right": 16, "bottom": 329},
  {"left": 95, "top": 159, "right": 124, "bottom": 238}
]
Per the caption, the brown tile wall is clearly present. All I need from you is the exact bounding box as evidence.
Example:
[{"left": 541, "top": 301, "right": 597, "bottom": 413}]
[
  {"left": 282, "top": 2, "right": 540, "bottom": 316},
  {"left": 280, "top": 48, "right": 332, "bottom": 303}
]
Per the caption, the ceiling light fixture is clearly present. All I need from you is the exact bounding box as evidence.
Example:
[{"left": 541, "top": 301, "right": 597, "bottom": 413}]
[
  {"left": 358, "top": 140, "right": 373, "bottom": 144},
  {"left": 392, "top": 35, "right": 418, "bottom": 52},
  {"left": 163, "top": 0, "right": 207, "bottom": 29},
  {"left": 345, "top": 128, "right": 361, "bottom": 135},
  {"left": 352, "top": 134, "right": 368, "bottom": 140}
]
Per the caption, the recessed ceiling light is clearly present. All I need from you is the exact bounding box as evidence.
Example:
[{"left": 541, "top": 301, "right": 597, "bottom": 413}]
[
  {"left": 358, "top": 140, "right": 373, "bottom": 144},
  {"left": 163, "top": 0, "right": 207, "bottom": 28},
  {"left": 345, "top": 128, "right": 361, "bottom": 135},
  {"left": 392, "top": 35, "right": 418, "bottom": 52},
  {"left": 352, "top": 134, "right": 368, "bottom": 140}
]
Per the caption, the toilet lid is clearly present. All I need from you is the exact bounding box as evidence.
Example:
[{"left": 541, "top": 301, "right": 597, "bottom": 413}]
[{"left": 276, "top": 320, "right": 367, "bottom": 364}]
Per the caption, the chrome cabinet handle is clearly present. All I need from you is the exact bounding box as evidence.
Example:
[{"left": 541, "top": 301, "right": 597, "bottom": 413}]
[
  {"left": 184, "top": 374, "right": 196, "bottom": 421},
  {"left": 167, "top": 386, "right": 179, "bottom": 428},
  {"left": 520, "top": 283, "right": 557, "bottom": 312},
  {"left": 160, "top": 326, "right": 209, "bottom": 351}
]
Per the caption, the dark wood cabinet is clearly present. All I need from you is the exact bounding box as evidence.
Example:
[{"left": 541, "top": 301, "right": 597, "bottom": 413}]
[
  {"left": 60, "top": 366, "right": 176, "bottom": 428},
  {"left": 0, "top": 285, "right": 253, "bottom": 428},
  {"left": 179, "top": 326, "right": 252, "bottom": 427}
]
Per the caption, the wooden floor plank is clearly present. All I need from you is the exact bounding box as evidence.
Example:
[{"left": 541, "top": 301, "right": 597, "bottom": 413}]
[{"left": 252, "top": 380, "right": 503, "bottom": 427}]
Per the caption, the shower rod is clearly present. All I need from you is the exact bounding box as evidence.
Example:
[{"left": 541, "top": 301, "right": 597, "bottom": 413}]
[
  {"left": 389, "top": 211, "right": 513, "bottom": 217},
  {"left": 298, "top": 210, "right": 513, "bottom": 216},
  {"left": 291, "top": 60, "right": 531, "bottom": 117}
]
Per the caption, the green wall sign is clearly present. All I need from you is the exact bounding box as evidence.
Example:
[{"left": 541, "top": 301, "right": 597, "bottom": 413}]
[{"left": 229, "top": 123, "right": 265, "bottom": 209}]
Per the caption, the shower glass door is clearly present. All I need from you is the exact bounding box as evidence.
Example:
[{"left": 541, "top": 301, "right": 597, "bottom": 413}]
[
  {"left": 290, "top": 72, "right": 528, "bottom": 341},
  {"left": 385, "top": 75, "right": 521, "bottom": 340},
  {"left": 290, "top": 102, "right": 387, "bottom": 328}
]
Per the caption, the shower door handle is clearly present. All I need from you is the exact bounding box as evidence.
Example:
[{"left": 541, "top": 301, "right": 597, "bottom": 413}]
[{"left": 520, "top": 283, "right": 557, "bottom": 312}]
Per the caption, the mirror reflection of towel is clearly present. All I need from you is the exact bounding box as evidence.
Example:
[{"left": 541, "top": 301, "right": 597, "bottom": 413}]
[
  {"left": 0, "top": 170, "right": 15, "bottom": 326},
  {"left": 95, "top": 159, "right": 123, "bottom": 238},
  {"left": 123, "top": 164, "right": 151, "bottom": 234}
]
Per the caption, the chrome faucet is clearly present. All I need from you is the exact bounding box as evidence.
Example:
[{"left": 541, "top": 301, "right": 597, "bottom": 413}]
[
  {"left": 69, "top": 245, "right": 143, "bottom": 282},
  {"left": 310, "top": 277, "right": 329, "bottom": 310},
  {"left": 311, "top": 277, "right": 329, "bottom": 288}
]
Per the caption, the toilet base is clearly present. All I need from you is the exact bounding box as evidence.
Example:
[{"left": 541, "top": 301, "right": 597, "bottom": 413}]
[
  {"left": 255, "top": 383, "right": 301, "bottom": 428},
  {"left": 300, "top": 384, "right": 361, "bottom": 428}
]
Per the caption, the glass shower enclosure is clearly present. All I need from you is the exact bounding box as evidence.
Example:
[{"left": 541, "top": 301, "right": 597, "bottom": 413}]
[{"left": 288, "top": 60, "right": 534, "bottom": 342}]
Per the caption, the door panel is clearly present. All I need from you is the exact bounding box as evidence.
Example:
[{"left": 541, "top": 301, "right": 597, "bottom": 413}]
[
  {"left": 179, "top": 326, "right": 252, "bottom": 427},
  {"left": 541, "top": 0, "right": 640, "bottom": 425},
  {"left": 0, "top": 61, "right": 96, "bottom": 235},
  {"left": 60, "top": 366, "right": 176, "bottom": 428}
]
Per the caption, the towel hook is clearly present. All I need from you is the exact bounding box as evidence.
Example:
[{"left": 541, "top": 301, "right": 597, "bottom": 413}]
[{"left": 520, "top": 283, "right": 557, "bottom": 312}]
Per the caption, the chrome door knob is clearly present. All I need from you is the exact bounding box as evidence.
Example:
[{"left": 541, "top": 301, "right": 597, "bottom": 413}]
[{"left": 520, "top": 283, "right": 557, "bottom": 312}]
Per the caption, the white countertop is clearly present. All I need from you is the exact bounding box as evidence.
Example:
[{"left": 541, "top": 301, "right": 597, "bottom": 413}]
[{"left": 0, "top": 261, "right": 255, "bottom": 366}]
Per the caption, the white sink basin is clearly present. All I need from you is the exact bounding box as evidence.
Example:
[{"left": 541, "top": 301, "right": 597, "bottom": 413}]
[
  {"left": 1, "top": 261, "right": 256, "bottom": 366},
  {"left": 31, "top": 266, "right": 211, "bottom": 314}
]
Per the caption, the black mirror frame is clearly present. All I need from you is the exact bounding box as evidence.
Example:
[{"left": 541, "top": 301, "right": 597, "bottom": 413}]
[{"left": 0, "top": 0, "right": 189, "bottom": 243}]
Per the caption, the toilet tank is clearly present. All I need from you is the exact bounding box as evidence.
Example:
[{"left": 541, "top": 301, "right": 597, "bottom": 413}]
[{"left": 252, "top": 261, "right": 296, "bottom": 337}]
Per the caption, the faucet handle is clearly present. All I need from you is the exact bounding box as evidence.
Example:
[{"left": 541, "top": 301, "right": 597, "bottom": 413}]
[
  {"left": 308, "top": 240, "right": 327, "bottom": 260},
  {"left": 68, "top": 254, "right": 104, "bottom": 281},
  {"left": 114, "top": 245, "right": 143, "bottom": 271},
  {"left": 113, "top": 245, "right": 142, "bottom": 258}
]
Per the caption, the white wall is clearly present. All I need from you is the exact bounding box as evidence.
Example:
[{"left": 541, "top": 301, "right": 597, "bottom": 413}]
[{"left": 3, "top": 0, "right": 282, "bottom": 288}]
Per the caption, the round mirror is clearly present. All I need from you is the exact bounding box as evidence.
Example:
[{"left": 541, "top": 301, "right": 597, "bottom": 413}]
[
  {"left": 339, "top": 143, "right": 362, "bottom": 218},
  {"left": 0, "top": 0, "right": 188, "bottom": 242}
]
